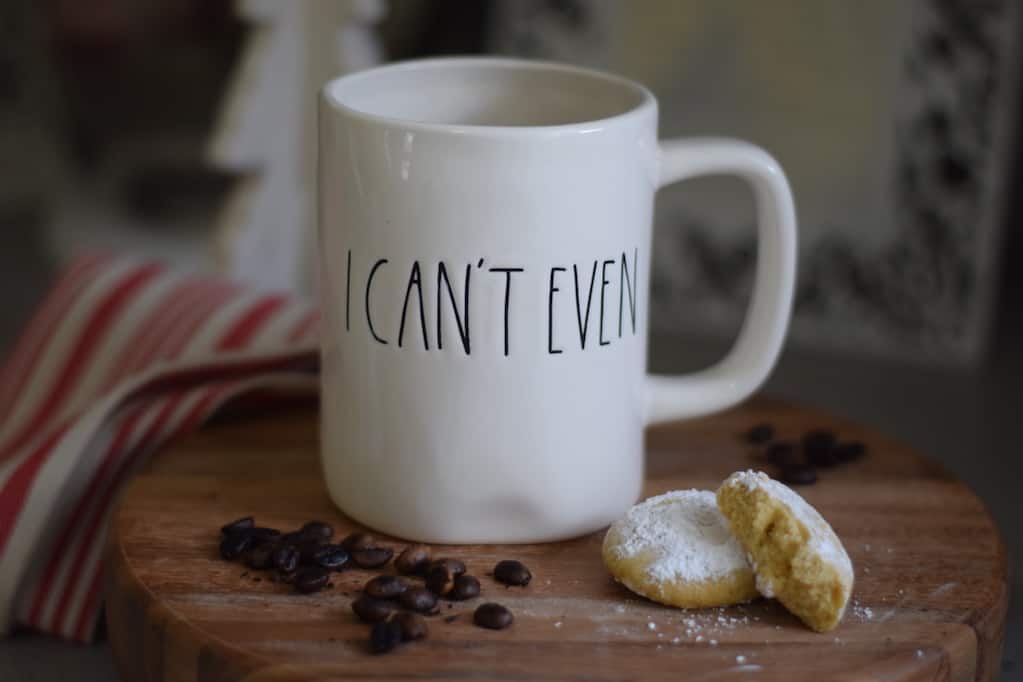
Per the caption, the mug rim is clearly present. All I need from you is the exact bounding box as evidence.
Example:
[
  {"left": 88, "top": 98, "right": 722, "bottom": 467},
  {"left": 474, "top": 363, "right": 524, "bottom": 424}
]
[{"left": 321, "top": 56, "right": 657, "bottom": 138}]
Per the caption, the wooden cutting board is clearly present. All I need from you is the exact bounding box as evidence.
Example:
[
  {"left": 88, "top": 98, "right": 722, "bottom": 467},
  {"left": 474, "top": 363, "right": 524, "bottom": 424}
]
[{"left": 103, "top": 398, "right": 1007, "bottom": 681}]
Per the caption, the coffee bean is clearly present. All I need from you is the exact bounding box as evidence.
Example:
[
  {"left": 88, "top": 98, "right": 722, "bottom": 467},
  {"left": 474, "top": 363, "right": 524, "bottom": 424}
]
[
  {"left": 394, "top": 612, "right": 428, "bottom": 641},
  {"left": 311, "top": 544, "right": 349, "bottom": 570},
  {"left": 803, "top": 429, "right": 838, "bottom": 467},
  {"left": 279, "top": 531, "right": 304, "bottom": 544},
  {"left": 351, "top": 547, "right": 393, "bottom": 569},
  {"left": 352, "top": 595, "right": 396, "bottom": 623},
  {"left": 493, "top": 560, "right": 531, "bottom": 586},
  {"left": 746, "top": 423, "right": 775, "bottom": 444},
  {"left": 298, "top": 541, "right": 325, "bottom": 565},
  {"left": 243, "top": 543, "right": 275, "bottom": 570},
  {"left": 395, "top": 544, "right": 431, "bottom": 575},
  {"left": 219, "top": 532, "right": 253, "bottom": 560},
  {"left": 765, "top": 441, "right": 796, "bottom": 466},
  {"left": 299, "top": 521, "right": 334, "bottom": 541},
  {"left": 399, "top": 587, "right": 438, "bottom": 613},
  {"left": 780, "top": 464, "right": 818, "bottom": 486},
  {"left": 272, "top": 544, "right": 299, "bottom": 573},
  {"left": 244, "top": 528, "right": 283, "bottom": 547},
  {"left": 293, "top": 567, "right": 330, "bottom": 593},
  {"left": 340, "top": 532, "right": 376, "bottom": 552},
  {"left": 450, "top": 575, "right": 481, "bottom": 601},
  {"left": 369, "top": 620, "right": 403, "bottom": 654},
  {"left": 474, "top": 603, "right": 513, "bottom": 630},
  {"left": 364, "top": 575, "right": 407, "bottom": 600},
  {"left": 221, "top": 516, "right": 254, "bottom": 535},
  {"left": 249, "top": 527, "right": 282, "bottom": 539},
  {"left": 834, "top": 441, "right": 866, "bottom": 462},
  {"left": 425, "top": 565, "right": 455, "bottom": 596},
  {"left": 429, "top": 558, "right": 465, "bottom": 577}
]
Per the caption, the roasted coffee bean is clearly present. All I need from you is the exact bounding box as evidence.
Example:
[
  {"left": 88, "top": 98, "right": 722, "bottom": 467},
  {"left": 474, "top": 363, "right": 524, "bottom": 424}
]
[
  {"left": 429, "top": 558, "right": 465, "bottom": 577},
  {"left": 279, "top": 531, "right": 304, "bottom": 544},
  {"left": 399, "top": 587, "right": 438, "bottom": 613},
  {"left": 395, "top": 544, "right": 432, "bottom": 575},
  {"left": 834, "top": 441, "right": 866, "bottom": 462},
  {"left": 493, "top": 560, "right": 532, "bottom": 586},
  {"left": 780, "top": 463, "right": 818, "bottom": 486},
  {"left": 369, "top": 620, "right": 403, "bottom": 654},
  {"left": 364, "top": 575, "right": 408, "bottom": 600},
  {"left": 299, "top": 520, "right": 334, "bottom": 541},
  {"left": 351, "top": 547, "right": 393, "bottom": 569},
  {"left": 293, "top": 567, "right": 330, "bottom": 593},
  {"left": 244, "top": 528, "right": 282, "bottom": 547},
  {"left": 298, "top": 541, "right": 325, "bottom": 565},
  {"left": 243, "top": 543, "right": 275, "bottom": 570},
  {"left": 765, "top": 441, "right": 796, "bottom": 466},
  {"left": 425, "top": 565, "right": 455, "bottom": 596},
  {"left": 746, "top": 423, "right": 775, "bottom": 444},
  {"left": 272, "top": 544, "right": 299, "bottom": 573},
  {"left": 474, "top": 603, "right": 513, "bottom": 630},
  {"left": 340, "top": 532, "right": 376, "bottom": 552},
  {"left": 802, "top": 429, "right": 838, "bottom": 467},
  {"left": 394, "top": 612, "right": 428, "bottom": 641},
  {"left": 219, "top": 532, "right": 253, "bottom": 560},
  {"left": 311, "top": 544, "right": 349, "bottom": 570},
  {"left": 352, "top": 595, "right": 396, "bottom": 623},
  {"left": 450, "top": 575, "right": 481, "bottom": 601},
  {"left": 221, "top": 516, "right": 255, "bottom": 535}
]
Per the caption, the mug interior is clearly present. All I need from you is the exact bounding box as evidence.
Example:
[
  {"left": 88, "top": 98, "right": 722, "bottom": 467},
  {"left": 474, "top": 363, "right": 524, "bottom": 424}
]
[{"left": 324, "top": 58, "right": 651, "bottom": 128}]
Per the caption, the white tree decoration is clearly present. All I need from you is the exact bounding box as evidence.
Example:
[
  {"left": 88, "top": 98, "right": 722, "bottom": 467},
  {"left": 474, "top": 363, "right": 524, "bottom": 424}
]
[{"left": 208, "top": 0, "right": 385, "bottom": 292}]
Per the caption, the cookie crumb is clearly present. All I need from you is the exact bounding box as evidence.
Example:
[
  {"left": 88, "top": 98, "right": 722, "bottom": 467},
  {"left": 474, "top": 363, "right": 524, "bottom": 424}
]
[
  {"left": 647, "top": 622, "right": 657, "bottom": 631},
  {"left": 736, "top": 655, "right": 747, "bottom": 664}
]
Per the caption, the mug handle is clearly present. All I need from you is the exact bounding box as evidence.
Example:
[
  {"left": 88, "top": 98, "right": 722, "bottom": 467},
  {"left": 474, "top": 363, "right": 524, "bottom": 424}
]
[{"left": 646, "top": 138, "right": 798, "bottom": 424}]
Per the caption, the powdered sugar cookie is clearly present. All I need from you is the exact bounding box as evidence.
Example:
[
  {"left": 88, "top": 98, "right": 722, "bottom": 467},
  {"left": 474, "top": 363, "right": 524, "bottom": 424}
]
[
  {"left": 602, "top": 490, "right": 757, "bottom": 608},
  {"left": 717, "top": 470, "right": 854, "bottom": 632}
]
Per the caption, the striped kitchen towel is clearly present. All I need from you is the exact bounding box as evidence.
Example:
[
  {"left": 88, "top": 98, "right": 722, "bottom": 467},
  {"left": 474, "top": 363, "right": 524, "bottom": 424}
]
[{"left": 0, "top": 253, "right": 320, "bottom": 642}]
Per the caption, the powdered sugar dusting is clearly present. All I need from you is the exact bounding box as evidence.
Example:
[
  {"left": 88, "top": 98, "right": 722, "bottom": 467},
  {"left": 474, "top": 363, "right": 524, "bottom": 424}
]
[{"left": 606, "top": 490, "right": 750, "bottom": 582}]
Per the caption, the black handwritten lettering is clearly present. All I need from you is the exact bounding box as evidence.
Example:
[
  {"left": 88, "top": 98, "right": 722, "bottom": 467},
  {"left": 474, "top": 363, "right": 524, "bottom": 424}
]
[
  {"left": 366, "top": 258, "right": 389, "bottom": 345},
  {"left": 437, "top": 262, "right": 471, "bottom": 355},
  {"left": 619, "top": 248, "right": 637, "bottom": 337},
  {"left": 547, "top": 267, "right": 566, "bottom": 354},
  {"left": 398, "top": 261, "right": 429, "bottom": 349},
  {"left": 573, "top": 262, "right": 599, "bottom": 349},
  {"left": 489, "top": 267, "right": 524, "bottom": 356},
  {"left": 599, "top": 259, "right": 614, "bottom": 346},
  {"left": 348, "top": 249, "right": 638, "bottom": 356}
]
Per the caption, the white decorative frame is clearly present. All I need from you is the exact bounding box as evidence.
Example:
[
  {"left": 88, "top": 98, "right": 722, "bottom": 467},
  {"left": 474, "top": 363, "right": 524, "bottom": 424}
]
[{"left": 491, "top": 0, "right": 1022, "bottom": 365}]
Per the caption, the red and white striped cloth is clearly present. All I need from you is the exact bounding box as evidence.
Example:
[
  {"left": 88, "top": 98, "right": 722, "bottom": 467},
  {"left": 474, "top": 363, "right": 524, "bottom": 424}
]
[{"left": 0, "top": 254, "right": 320, "bottom": 642}]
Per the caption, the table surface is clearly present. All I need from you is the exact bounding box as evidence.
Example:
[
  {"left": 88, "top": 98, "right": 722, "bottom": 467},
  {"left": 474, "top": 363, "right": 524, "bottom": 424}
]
[{"left": 103, "top": 399, "right": 1008, "bottom": 681}]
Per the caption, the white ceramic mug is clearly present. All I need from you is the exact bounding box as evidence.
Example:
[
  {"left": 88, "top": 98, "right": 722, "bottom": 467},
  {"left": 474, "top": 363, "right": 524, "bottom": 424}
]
[{"left": 318, "top": 58, "right": 796, "bottom": 543}]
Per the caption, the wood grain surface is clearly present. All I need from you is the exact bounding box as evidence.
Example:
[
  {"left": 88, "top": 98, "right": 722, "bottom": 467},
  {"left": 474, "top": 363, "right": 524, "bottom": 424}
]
[{"left": 103, "top": 399, "right": 1008, "bottom": 681}]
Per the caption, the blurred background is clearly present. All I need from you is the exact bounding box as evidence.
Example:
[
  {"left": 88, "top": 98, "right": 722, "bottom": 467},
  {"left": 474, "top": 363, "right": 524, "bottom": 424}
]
[{"left": 0, "top": 0, "right": 1020, "bottom": 678}]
